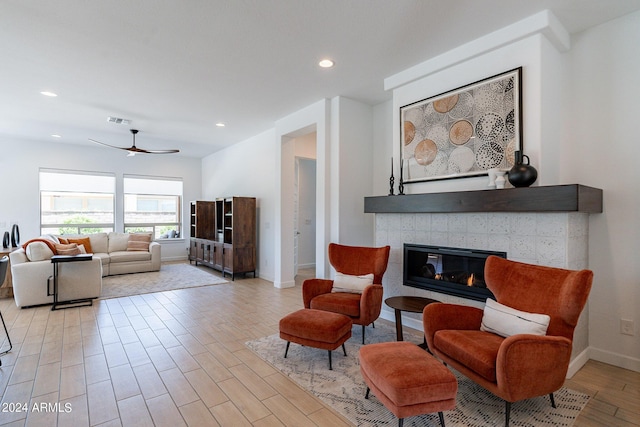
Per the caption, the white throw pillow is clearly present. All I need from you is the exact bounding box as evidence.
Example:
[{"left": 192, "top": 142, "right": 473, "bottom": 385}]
[
  {"left": 108, "top": 232, "right": 130, "bottom": 252},
  {"left": 25, "top": 241, "right": 54, "bottom": 261},
  {"left": 480, "top": 298, "right": 551, "bottom": 338},
  {"left": 331, "top": 272, "right": 374, "bottom": 294}
]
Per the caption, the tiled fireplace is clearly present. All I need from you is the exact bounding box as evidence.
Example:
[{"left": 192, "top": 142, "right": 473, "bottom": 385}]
[{"left": 365, "top": 185, "right": 602, "bottom": 364}]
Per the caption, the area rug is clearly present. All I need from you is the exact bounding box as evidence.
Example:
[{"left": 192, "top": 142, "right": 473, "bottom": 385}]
[
  {"left": 100, "top": 262, "right": 228, "bottom": 299},
  {"left": 246, "top": 323, "right": 589, "bottom": 426}
]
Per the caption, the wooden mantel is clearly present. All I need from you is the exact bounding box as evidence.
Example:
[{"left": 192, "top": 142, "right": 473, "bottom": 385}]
[{"left": 364, "top": 184, "right": 603, "bottom": 214}]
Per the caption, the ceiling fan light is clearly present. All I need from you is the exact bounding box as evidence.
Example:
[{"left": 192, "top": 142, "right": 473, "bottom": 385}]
[{"left": 127, "top": 151, "right": 136, "bottom": 157}]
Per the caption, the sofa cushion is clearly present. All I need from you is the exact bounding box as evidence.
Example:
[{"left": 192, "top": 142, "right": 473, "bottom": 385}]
[
  {"left": 108, "top": 232, "right": 130, "bottom": 252},
  {"left": 127, "top": 233, "right": 152, "bottom": 251},
  {"left": 25, "top": 241, "right": 55, "bottom": 261},
  {"left": 88, "top": 233, "right": 109, "bottom": 253},
  {"left": 92, "top": 253, "right": 111, "bottom": 265},
  {"left": 109, "top": 250, "right": 152, "bottom": 263}
]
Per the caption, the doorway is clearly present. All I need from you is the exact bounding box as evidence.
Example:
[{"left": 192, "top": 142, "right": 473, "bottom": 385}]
[{"left": 294, "top": 156, "right": 317, "bottom": 277}]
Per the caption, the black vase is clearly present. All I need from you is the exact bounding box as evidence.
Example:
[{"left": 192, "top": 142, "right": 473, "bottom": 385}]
[
  {"left": 2, "top": 231, "right": 8, "bottom": 249},
  {"left": 508, "top": 151, "right": 538, "bottom": 187},
  {"left": 10, "top": 224, "right": 20, "bottom": 247}
]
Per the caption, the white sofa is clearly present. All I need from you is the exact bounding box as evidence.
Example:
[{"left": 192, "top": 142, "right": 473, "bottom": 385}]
[{"left": 10, "top": 232, "right": 161, "bottom": 308}]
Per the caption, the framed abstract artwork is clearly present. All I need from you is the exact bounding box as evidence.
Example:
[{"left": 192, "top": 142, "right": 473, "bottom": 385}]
[{"left": 400, "top": 67, "right": 522, "bottom": 183}]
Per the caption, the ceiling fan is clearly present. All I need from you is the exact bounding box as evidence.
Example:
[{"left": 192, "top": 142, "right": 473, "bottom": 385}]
[{"left": 89, "top": 129, "right": 180, "bottom": 155}]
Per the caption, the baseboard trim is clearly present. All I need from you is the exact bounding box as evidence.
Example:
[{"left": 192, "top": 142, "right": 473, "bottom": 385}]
[
  {"left": 274, "top": 280, "right": 295, "bottom": 289},
  {"left": 588, "top": 346, "right": 640, "bottom": 373},
  {"left": 567, "top": 348, "right": 589, "bottom": 378}
]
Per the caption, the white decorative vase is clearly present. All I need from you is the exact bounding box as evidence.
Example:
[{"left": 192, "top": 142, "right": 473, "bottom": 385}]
[{"left": 495, "top": 171, "right": 507, "bottom": 189}]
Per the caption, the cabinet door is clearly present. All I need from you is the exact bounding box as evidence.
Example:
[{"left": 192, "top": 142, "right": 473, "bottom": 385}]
[
  {"left": 196, "top": 240, "right": 205, "bottom": 262},
  {"left": 223, "top": 244, "right": 233, "bottom": 274},
  {"left": 189, "top": 239, "right": 198, "bottom": 262},
  {"left": 213, "top": 242, "right": 224, "bottom": 271}
]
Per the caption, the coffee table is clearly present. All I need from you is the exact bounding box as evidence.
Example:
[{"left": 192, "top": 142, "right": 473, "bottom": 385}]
[{"left": 385, "top": 296, "right": 439, "bottom": 349}]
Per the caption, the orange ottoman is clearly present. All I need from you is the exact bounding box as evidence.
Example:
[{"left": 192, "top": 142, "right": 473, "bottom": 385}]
[
  {"left": 359, "top": 342, "right": 457, "bottom": 427},
  {"left": 279, "top": 308, "right": 352, "bottom": 370}
]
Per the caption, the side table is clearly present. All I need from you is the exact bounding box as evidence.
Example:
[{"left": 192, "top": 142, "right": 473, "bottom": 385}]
[
  {"left": 385, "top": 296, "right": 439, "bottom": 349},
  {"left": 49, "top": 254, "right": 94, "bottom": 310}
]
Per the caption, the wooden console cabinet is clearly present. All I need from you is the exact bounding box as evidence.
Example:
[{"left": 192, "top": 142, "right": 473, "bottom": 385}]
[{"left": 189, "top": 198, "right": 256, "bottom": 280}]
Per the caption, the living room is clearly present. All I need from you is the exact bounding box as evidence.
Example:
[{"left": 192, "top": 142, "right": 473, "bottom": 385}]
[{"left": 1, "top": 2, "right": 639, "bottom": 426}]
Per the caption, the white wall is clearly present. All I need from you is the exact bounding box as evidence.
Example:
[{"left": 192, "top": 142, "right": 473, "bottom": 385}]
[
  {"left": 0, "top": 139, "right": 202, "bottom": 260},
  {"left": 564, "top": 10, "right": 640, "bottom": 371},
  {"left": 380, "top": 10, "right": 639, "bottom": 371},
  {"left": 332, "top": 97, "right": 374, "bottom": 246},
  {"left": 201, "top": 129, "right": 277, "bottom": 281}
]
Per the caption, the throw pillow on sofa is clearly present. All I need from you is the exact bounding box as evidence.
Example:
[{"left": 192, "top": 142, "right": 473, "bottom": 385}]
[
  {"left": 127, "top": 233, "right": 152, "bottom": 251},
  {"left": 55, "top": 243, "right": 86, "bottom": 256}
]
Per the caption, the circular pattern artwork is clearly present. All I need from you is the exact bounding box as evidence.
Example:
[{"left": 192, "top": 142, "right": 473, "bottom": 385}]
[
  {"left": 400, "top": 68, "right": 521, "bottom": 182},
  {"left": 448, "top": 146, "right": 475, "bottom": 173},
  {"left": 449, "top": 120, "right": 473, "bottom": 145},
  {"left": 414, "top": 139, "right": 438, "bottom": 165},
  {"left": 404, "top": 121, "right": 416, "bottom": 145},
  {"left": 476, "top": 113, "right": 504, "bottom": 143},
  {"left": 475, "top": 141, "right": 505, "bottom": 169},
  {"left": 433, "top": 94, "right": 459, "bottom": 113}
]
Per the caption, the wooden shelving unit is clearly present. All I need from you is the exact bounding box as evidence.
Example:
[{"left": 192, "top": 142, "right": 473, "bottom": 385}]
[{"left": 188, "top": 197, "right": 256, "bottom": 280}]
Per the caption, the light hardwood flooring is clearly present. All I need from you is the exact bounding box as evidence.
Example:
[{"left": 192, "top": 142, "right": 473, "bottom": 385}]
[{"left": 0, "top": 266, "right": 638, "bottom": 426}]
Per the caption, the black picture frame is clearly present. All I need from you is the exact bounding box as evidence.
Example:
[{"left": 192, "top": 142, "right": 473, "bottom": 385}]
[{"left": 400, "top": 67, "right": 523, "bottom": 183}]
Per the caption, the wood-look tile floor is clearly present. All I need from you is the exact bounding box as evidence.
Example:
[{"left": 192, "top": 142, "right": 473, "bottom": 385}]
[{"left": 0, "top": 265, "right": 638, "bottom": 426}]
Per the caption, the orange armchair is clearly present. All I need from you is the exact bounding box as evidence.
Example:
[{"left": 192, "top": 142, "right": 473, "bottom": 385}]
[
  {"left": 303, "top": 243, "right": 391, "bottom": 344},
  {"left": 423, "top": 256, "right": 593, "bottom": 426}
]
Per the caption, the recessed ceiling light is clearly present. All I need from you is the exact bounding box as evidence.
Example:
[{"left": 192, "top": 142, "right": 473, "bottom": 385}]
[
  {"left": 318, "top": 59, "right": 334, "bottom": 68},
  {"left": 51, "top": 134, "right": 62, "bottom": 138},
  {"left": 40, "top": 91, "right": 58, "bottom": 97},
  {"left": 216, "top": 122, "right": 225, "bottom": 127}
]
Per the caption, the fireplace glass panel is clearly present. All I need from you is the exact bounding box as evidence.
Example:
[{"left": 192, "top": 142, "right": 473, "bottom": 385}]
[{"left": 403, "top": 244, "right": 506, "bottom": 301}]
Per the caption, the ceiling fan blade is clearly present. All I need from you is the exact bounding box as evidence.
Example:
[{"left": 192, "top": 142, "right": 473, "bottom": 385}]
[
  {"left": 89, "top": 132, "right": 180, "bottom": 154},
  {"left": 145, "top": 149, "right": 181, "bottom": 154},
  {"left": 89, "top": 138, "right": 129, "bottom": 151}
]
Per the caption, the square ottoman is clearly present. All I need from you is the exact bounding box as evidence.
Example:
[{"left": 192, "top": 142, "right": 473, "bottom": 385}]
[
  {"left": 359, "top": 341, "right": 457, "bottom": 427},
  {"left": 279, "top": 308, "right": 352, "bottom": 370}
]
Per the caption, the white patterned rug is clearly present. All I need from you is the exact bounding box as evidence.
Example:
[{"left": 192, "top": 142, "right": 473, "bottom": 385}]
[
  {"left": 246, "top": 323, "right": 589, "bottom": 426},
  {"left": 101, "top": 262, "right": 228, "bottom": 299}
]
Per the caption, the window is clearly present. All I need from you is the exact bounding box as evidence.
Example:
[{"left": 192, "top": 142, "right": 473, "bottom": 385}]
[
  {"left": 40, "top": 170, "right": 115, "bottom": 235},
  {"left": 124, "top": 175, "right": 182, "bottom": 239}
]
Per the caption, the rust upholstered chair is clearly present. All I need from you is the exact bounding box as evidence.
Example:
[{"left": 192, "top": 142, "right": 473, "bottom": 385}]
[
  {"left": 424, "top": 256, "right": 593, "bottom": 426},
  {"left": 303, "top": 243, "right": 391, "bottom": 344}
]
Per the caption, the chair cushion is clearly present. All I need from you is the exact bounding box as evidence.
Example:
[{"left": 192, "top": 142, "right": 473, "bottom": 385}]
[
  {"left": 332, "top": 272, "right": 373, "bottom": 294},
  {"left": 481, "top": 298, "right": 550, "bottom": 337},
  {"left": 434, "top": 330, "right": 504, "bottom": 382},
  {"left": 310, "top": 292, "right": 361, "bottom": 318}
]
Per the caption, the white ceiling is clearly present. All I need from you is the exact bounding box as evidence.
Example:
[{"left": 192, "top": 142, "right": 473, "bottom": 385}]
[{"left": 2, "top": 0, "right": 640, "bottom": 158}]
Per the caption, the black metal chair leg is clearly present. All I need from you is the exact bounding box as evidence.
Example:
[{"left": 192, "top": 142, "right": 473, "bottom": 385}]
[
  {"left": 398, "top": 418, "right": 403, "bottom": 427},
  {"left": 362, "top": 324, "right": 365, "bottom": 344},
  {"left": 328, "top": 350, "right": 332, "bottom": 370},
  {"left": 0, "top": 309, "right": 12, "bottom": 365},
  {"left": 549, "top": 393, "right": 556, "bottom": 408},
  {"left": 284, "top": 341, "right": 290, "bottom": 358},
  {"left": 505, "top": 401, "right": 511, "bottom": 427},
  {"left": 342, "top": 343, "right": 347, "bottom": 356},
  {"left": 365, "top": 387, "right": 370, "bottom": 399},
  {"left": 438, "top": 411, "right": 446, "bottom": 427}
]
